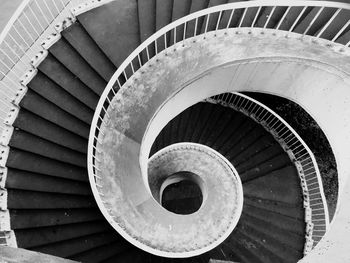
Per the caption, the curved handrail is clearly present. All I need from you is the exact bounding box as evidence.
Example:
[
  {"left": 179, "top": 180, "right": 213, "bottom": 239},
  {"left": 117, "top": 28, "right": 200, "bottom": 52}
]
[
  {"left": 0, "top": 0, "right": 87, "bottom": 133},
  {"left": 88, "top": 0, "right": 348, "bottom": 256}
]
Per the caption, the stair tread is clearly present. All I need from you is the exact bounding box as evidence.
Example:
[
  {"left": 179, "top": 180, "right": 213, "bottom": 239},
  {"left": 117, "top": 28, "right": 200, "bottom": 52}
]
[
  {"left": 5, "top": 168, "right": 90, "bottom": 196},
  {"left": 62, "top": 22, "right": 116, "bottom": 82},
  {"left": 10, "top": 208, "right": 102, "bottom": 230},
  {"left": 14, "top": 109, "right": 87, "bottom": 154},
  {"left": 77, "top": 0, "right": 140, "bottom": 67},
  {"left": 49, "top": 38, "right": 107, "bottom": 96}
]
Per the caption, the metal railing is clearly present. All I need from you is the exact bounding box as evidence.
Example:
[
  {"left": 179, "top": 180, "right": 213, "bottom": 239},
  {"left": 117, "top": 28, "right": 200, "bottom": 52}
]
[
  {"left": 88, "top": 0, "right": 349, "bottom": 255},
  {"left": 0, "top": 0, "right": 90, "bottom": 135},
  {"left": 206, "top": 92, "right": 329, "bottom": 252}
]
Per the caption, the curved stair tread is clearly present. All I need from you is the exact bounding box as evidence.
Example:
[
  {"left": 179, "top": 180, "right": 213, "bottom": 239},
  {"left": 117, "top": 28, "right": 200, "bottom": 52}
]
[
  {"left": 238, "top": 153, "right": 292, "bottom": 182},
  {"left": 70, "top": 241, "right": 132, "bottom": 263},
  {"left": 19, "top": 89, "right": 90, "bottom": 139},
  {"left": 243, "top": 203, "right": 305, "bottom": 236},
  {"left": 6, "top": 149, "right": 88, "bottom": 182},
  {"left": 5, "top": 169, "right": 91, "bottom": 196},
  {"left": 240, "top": 213, "right": 305, "bottom": 251},
  {"left": 32, "top": 232, "right": 120, "bottom": 258},
  {"left": 244, "top": 196, "right": 304, "bottom": 220},
  {"left": 77, "top": 0, "right": 140, "bottom": 68},
  {"left": 15, "top": 221, "right": 110, "bottom": 249},
  {"left": 61, "top": 22, "right": 117, "bottom": 82},
  {"left": 13, "top": 109, "right": 87, "bottom": 154},
  {"left": 37, "top": 53, "right": 98, "bottom": 109},
  {"left": 48, "top": 38, "right": 107, "bottom": 96},
  {"left": 243, "top": 165, "right": 303, "bottom": 205},
  {"left": 10, "top": 208, "right": 103, "bottom": 229},
  {"left": 7, "top": 189, "right": 95, "bottom": 209},
  {"left": 27, "top": 70, "right": 93, "bottom": 125},
  {"left": 9, "top": 130, "right": 87, "bottom": 168}
]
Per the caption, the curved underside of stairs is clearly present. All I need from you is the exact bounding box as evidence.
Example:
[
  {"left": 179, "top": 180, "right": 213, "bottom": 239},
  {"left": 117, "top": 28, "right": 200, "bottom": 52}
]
[{"left": 1, "top": 0, "right": 348, "bottom": 262}]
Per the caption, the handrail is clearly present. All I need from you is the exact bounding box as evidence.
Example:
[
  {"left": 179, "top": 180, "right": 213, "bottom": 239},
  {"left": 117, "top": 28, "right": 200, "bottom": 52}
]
[
  {"left": 206, "top": 92, "right": 329, "bottom": 253},
  {"left": 88, "top": 0, "right": 349, "bottom": 256},
  {"left": 0, "top": 0, "right": 88, "bottom": 134}
]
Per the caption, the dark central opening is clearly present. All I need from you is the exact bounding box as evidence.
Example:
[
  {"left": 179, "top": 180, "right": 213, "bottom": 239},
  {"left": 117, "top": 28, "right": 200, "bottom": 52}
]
[{"left": 161, "top": 176, "right": 203, "bottom": 215}]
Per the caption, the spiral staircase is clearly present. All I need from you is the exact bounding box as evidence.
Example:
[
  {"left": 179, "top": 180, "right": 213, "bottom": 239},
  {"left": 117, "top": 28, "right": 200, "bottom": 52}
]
[{"left": 1, "top": 0, "right": 350, "bottom": 262}]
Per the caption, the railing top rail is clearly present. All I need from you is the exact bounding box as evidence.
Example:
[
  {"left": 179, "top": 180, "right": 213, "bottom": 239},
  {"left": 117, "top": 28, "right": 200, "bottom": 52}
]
[
  {"left": 0, "top": 0, "right": 32, "bottom": 45},
  {"left": 100, "top": 0, "right": 350, "bottom": 116}
]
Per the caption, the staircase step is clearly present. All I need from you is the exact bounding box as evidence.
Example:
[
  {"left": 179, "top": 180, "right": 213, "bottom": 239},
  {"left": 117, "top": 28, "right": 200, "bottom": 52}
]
[
  {"left": 243, "top": 203, "right": 305, "bottom": 236},
  {"left": 236, "top": 222, "right": 301, "bottom": 263},
  {"left": 77, "top": 0, "right": 140, "bottom": 67},
  {"left": 10, "top": 208, "right": 102, "bottom": 229},
  {"left": 211, "top": 111, "right": 246, "bottom": 151},
  {"left": 6, "top": 149, "right": 88, "bottom": 182},
  {"left": 200, "top": 0, "right": 227, "bottom": 33},
  {"left": 19, "top": 90, "right": 89, "bottom": 139},
  {"left": 186, "top": 0, "right": 210, "bottom": 37},
  {"left": 278, "top": 6, "right": 308, "bottom": 31},
  {"left": 14, "top": 109, "right": 87, "bottom": 154},
  {"left": 27, "top": 71, "right": 93, "bottom": 125},
  {"left": 183, "top": 103, "right": 205, "bottom": 142},
  {"left": 62, "top": 22, "right": 117, "bottom": 82},
  {"left": 15, "top": 221, "right": 109, "bottom": 249},
  {"left": 9, "top": 130, "right": 86, "bottom": 167},
  {"left": 198, "top": 104, "right": 225, "bottom": 145},
  {"left": 219, "top": 117, "right": 255, "bottom": 155},
  {"left": 38, "top": 53, "right": 98, "bottom": 110},
  {"left": 190, "top": 103, "right": 216, "bottom": 143},
  {"left": 294, "top": 7, "right": 336, "bottom": 36},
  {"left": 171, "top": 0, "right": 192, "bottom": 42},
  {"left": 32, "top": 232, "right": 118, "bottom": 258},
  {"left": 244, "top": 196, "right": 304, "bottom": 220},
  {"left": 232, "top": 133, "right": 276, "bottom": 166},
  {"left": 256, "top": 7, "right": 287, "bottom": 28},
  {"left": 156, "top": 0, "right": 173, "bottom": 31},
  {"left": 49, "top": 38, "right": 107, "bottom": 96},
  {"left": 219, "top": 0, "right": 245, "bottom": 29},
  {"left": 241, "top": 213, "right": 304, "bottom": 251},
  {"left": 71, "top": 240, "right": 131, "bottom": 263},
  {"left": 7, "top": 189, "right": 95, "bottom": 209},
  {"left": 5, "top": 169, "right": 90, "bottom": 196},
  {"left": 238, "top": 152, "right": 291, "bottom": 182},
  {"left": 101, "top": 248, "right": 146, "bottom": 263},
  {"left": 243, "top": 165, "right": 303, "bottom": 205},
  {"left": 224, "top": 122, "right": 265, "bottom": 161}
]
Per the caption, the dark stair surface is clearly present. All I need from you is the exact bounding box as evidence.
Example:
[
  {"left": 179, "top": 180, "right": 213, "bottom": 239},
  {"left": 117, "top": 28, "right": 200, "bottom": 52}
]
[{"left": 4, "top": 0, "right": 344, "bottom": 261}]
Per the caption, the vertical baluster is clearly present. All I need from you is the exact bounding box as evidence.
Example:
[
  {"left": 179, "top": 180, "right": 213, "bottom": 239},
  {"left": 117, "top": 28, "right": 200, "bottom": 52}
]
[
  {"left": 316, "top": 8, "right": 341, "bottom": 38},
  {"left": 43, "top": 0, "right": 56, "bottom": 20},
  {"left": 303, "top": 7, "right": 324, "bottom": 36},
  {"left": 263, "top": 6, "right": 276, "bottom": 28},
  {"left": 23, "top": 10, "right": 41, "bottom": 36},
  {"left": 194, "top": 17, "right": 198, "bottom": 36},
  {"left": 238, "top": 8, "right": 248, "bottom": 28},
  {"left": 155, "top": 39, "right": 158, "bottom": 54},
  {"left": 33, "top": 1, "right": 50, "bottom": 25},
  {"left": 331, "top": 19, "right": 350, "bottom": 42},
  {"left": 8, "top": 33, "right": 32, "bottom": 60},
  {"left": 17, "top": 18, "right": 35, "bottom": 42},
  {"left": 251, "top": 6, "right": 262, "bottom": 28},
  {"left": 204, "top": 14, "right": 210, "bottom": 36},
  {"left": 289, "top": 6, "right": 307, "bottom": 32},
  {"left": 183, "top": 21, "right": 187, "bottom": 46},
  {"left": 226, "top": 9, "right": 235, "bottom": 31},
  {"left": 276, "top": 6, "right": 291, "bottom": 30},
  {"left": 215, "top": 11, "right": 223, "bottom": 33}
]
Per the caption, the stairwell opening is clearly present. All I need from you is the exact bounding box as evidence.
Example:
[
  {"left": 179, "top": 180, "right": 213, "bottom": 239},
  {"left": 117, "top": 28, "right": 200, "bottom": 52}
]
[{"left": 160, "top": 172, "right": 204, "bottom": 215}]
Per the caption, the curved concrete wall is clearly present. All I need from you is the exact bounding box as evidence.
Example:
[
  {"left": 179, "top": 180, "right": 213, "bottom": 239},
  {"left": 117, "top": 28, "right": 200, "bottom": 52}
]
[{"left": 132, "top": 28, "right": 350, "bottom": 262}]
